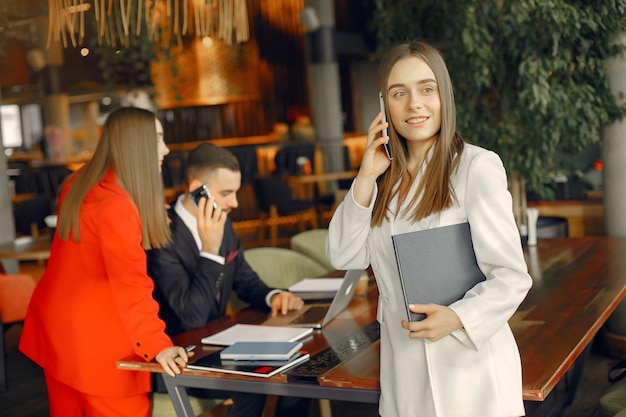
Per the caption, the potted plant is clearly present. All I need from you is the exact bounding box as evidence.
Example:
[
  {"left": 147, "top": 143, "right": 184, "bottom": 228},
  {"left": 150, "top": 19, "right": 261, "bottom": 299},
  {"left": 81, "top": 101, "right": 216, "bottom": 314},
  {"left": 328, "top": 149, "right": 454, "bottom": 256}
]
[
  {"left": 91, "top": 31, "right": 156, "bottom": 92},
  {"left": 371, "top": 0, "right": 626, "bottom": 225}
]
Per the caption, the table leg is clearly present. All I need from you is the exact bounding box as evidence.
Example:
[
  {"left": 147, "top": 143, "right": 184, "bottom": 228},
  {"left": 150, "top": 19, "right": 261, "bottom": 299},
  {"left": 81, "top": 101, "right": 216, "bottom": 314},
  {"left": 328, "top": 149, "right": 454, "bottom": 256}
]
[
  {"left": 564, "top": 342, "right": 593, "bottom": 405},
  {"left": 162, "top": 374, "right": 196, "bottom": 417}
]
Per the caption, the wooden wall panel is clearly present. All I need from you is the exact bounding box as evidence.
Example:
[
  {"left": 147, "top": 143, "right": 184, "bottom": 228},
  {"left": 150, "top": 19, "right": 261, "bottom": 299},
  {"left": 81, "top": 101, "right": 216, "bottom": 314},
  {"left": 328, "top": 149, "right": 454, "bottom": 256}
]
[
  {"left": 154, "top": 0, "right": 309, "bottom": 143},
  {"left": 0, "top": 39, "right": 30, "bottom": 87}
]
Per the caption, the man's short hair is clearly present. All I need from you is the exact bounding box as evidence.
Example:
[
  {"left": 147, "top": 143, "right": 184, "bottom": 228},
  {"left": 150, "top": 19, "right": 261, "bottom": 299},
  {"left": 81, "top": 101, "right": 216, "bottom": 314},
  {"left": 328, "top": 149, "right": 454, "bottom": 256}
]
[{"left": 186, "top": 143, "right": 240, "bottom": 182}]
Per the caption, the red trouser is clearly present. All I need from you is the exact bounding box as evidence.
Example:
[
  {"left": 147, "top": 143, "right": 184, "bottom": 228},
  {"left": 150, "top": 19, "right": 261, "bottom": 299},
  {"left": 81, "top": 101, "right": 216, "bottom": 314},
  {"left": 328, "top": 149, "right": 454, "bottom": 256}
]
[{"left": 45, "top": 372, "right": 150, "bottom": 417}]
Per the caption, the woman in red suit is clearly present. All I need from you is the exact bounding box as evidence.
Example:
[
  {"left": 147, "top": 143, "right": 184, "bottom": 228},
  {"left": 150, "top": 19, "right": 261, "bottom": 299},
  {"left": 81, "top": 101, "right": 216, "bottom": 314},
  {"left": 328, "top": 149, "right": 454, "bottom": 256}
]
[{"left": 19, "top": 107, "right": 192, "bottom": 417}]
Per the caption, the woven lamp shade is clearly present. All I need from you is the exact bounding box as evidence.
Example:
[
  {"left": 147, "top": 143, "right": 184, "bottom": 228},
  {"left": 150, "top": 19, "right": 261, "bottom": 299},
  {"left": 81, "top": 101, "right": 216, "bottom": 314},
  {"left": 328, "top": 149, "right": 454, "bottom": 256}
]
[{"left": 152, "top": 38, "right": 262, "bottom": 109}]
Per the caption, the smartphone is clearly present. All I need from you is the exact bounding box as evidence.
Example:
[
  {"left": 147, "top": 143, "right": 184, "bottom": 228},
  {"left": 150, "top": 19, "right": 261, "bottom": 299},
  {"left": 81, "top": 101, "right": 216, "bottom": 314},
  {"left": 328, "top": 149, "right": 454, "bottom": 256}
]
[
  {"left": 379, "top": 92, "right": 393, "bottom": 160},
  {"left": 190, "top": 185, "right": 218, "bottom": 213}
]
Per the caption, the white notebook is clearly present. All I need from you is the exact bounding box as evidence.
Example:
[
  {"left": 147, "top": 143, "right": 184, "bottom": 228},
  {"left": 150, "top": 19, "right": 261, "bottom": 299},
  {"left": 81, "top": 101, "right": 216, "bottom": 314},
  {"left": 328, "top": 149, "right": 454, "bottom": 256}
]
[
  {"left": 288, "top": 278, "right": 344, "bottom": 300},
  {"left": 201, "top": 324, "right": 313, "bottom": 346},
  {"left": 288, "top": 278, "right": 344, "bottom": 293}
]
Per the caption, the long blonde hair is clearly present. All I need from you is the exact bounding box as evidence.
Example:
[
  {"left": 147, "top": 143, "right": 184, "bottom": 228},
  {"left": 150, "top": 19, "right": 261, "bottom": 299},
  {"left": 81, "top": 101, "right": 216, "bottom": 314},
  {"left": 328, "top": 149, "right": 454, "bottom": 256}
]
[
  {"left": 372, "top": 40, "right": 465, "bottom": 227},
  {"left": 57, "top": 107, "right": 171, "bottom": 249}
]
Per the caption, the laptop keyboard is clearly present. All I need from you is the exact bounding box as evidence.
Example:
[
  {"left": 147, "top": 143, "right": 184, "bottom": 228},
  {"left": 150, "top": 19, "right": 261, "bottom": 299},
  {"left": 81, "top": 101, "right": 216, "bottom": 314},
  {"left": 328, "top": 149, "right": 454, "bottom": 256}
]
[
  {"left": 290, "top": 306, "right": 329, "bottom": 325},
  {"left": 286, "top": 321, "right": 381, "bottom": 382}
]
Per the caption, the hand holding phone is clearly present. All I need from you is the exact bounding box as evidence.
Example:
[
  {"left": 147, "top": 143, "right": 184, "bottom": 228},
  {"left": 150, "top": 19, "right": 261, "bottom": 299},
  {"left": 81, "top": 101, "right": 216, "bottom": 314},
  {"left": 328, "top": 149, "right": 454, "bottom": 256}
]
[
  {"left": 379, "top": 92, "right": 393, "bottom": 160},
  {"left": 190, "top": 185, "right": 218, "bottom": 213}
]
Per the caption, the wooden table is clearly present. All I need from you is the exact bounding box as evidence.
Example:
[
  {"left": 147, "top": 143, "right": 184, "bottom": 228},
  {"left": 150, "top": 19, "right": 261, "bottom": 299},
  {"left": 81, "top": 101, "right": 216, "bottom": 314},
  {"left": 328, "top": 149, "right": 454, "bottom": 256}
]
[
  {"left": 166, "top": 134, "right": 281, "bottom": 153},
  {"left": 10, "top": 193, "right": 35, "bottom": 204},
  {"left": 0, "top": 236, "right": 51, "bottom": 262},
  {"left": 118, "top": 237, "right": 626, "bottom": 417},
  {"left": 30, "top": 152, "right": 93, "bottom": 171}
]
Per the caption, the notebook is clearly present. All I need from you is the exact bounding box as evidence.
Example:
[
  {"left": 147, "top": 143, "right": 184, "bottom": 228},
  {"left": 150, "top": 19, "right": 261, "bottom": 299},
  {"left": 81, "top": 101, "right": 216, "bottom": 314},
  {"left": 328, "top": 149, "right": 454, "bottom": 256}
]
[
  {"left": 392, "top": 222, "right": 486, "bottom": 321},
  {"left": 201, "top": 324, "right": 312, "bottom": 346},
  {"left": 288, "top": 278, "right": 344, "bottom": 301},
  {"left": 263, "top": 269, "right": 363, "bottom": 329},
  {"left": 219, "top": 341, "right": 303, "bottom": 361}
]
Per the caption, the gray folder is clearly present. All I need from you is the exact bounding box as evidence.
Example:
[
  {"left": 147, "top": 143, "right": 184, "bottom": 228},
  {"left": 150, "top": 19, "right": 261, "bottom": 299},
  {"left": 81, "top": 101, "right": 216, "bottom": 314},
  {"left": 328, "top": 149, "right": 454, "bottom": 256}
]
[{"left": 391, "top": 222, "right": 485, "bottom": 321}]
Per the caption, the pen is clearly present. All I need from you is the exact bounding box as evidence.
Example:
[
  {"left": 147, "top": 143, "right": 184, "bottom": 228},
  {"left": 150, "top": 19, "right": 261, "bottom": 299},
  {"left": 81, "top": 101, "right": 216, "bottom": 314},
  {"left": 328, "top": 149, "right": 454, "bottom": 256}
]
[{"left": 176, "top": 344, "right": 196, "bottom": 360}]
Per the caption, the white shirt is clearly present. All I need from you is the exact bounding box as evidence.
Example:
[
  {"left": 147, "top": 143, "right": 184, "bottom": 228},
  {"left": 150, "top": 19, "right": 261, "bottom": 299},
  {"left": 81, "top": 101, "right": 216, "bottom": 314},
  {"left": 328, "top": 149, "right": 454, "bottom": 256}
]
[{"left": 174, "top": 194, "right": 280, "bottom": 307}]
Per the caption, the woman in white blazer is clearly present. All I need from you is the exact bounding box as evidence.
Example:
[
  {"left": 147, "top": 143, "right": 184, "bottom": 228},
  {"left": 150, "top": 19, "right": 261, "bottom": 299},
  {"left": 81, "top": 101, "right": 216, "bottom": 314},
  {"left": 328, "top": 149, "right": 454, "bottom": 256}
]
[{"left": 326, "top": 41, "right": 533, "bottom": 417}]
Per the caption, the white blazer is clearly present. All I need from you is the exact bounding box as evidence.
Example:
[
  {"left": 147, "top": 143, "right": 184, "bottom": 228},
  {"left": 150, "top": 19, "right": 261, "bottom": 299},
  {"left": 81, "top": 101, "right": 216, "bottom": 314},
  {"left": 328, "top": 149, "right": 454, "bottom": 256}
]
[{"left": 327, "top": 144, "right": 532, "bottom": 417}]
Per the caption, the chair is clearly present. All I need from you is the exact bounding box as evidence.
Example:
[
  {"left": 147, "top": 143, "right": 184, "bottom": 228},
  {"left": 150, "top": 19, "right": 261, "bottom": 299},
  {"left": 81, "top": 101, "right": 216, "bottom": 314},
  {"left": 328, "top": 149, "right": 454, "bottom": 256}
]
[
  {"left": 253, "top": 177, "right": 318, "bottom": 247},
  {"left": 273, "top": 142, "right": 316, "bottom": 176},
  {"left": 228, "top": 247, "right": 332, "bottom": 417},
  {"left": 36, "top": 165, "right": 72, "bottom": 198},
  {"left": 229, "top": 247, "right": 328, "bottom": 312},
  {"left": 342, "top": 135, "right": 367, "bottom": 170},
  {"left": 0, "top": 272, "right": 37, "bottom": 392},
  {"left": 161, "top": 151, "right": 188, "bottom": 204},
  {"left": 228, "top": 146, "right": 258, "bottom": 185},
  {"left": 290, "top": 229, "right": 334, "bottom": 273},
  {"left": 12, "top": 194, "right": 52, "bottom": 236},
  {"left": 161, "top": 151, "right": 187, "bottom": 189},
  {"left": 256, "top": 145, "right": 280, "bottom": 177},
  {"left": 7, "top": 161, "right": 40, "bottom": 194},
  {"left": 599, "top": 375, "right": 626, "bottom": 417}
]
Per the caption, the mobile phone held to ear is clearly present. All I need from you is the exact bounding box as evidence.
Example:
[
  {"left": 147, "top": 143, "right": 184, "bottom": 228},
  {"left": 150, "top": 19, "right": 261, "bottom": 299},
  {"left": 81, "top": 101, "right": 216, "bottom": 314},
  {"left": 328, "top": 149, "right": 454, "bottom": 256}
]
[
  {"left": 190, "top": 185, "right": 218, "bottom": 213},
  {"left": 379, "top": 92, "right": 393, "bottom": 160}
]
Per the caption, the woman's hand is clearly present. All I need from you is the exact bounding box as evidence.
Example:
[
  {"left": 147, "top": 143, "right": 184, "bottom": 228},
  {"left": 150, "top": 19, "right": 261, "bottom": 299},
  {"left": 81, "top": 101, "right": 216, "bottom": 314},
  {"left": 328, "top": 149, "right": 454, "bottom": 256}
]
[
  {"left": 400, "top": 304, "right": 463, "bottom": 342},
  {"left": 270, "top": 291, "right": 305, "bottom": 317},
  {"left": 360, "top": 112, "right": 393, "bottom": 179},
  {"left": 155, "top": 346, "right": 195, "bottom": 377},
  {"left": 352, "top": 113, "right": 393, "bottom": 206}
]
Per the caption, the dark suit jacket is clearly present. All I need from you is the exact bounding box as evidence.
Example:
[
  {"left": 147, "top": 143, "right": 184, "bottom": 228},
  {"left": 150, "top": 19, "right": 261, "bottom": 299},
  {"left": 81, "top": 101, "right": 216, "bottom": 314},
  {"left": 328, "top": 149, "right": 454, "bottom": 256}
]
[{"left": 147, "top": 206, "right": 272, "bottom": 337}]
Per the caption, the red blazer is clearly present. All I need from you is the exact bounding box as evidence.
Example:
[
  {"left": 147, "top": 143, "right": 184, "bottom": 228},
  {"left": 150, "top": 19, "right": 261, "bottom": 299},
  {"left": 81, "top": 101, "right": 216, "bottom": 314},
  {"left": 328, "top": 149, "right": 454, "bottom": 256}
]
[{"left": 19, "top": 169, "right": 172, "bottom": 397}]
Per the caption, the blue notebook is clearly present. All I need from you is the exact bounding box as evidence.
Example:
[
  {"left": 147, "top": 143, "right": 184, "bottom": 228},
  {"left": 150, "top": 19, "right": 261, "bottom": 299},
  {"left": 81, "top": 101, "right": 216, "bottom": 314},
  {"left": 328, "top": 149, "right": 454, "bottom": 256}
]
[{"left": 219, "top": 341, "right": 303, "bottom": 361}]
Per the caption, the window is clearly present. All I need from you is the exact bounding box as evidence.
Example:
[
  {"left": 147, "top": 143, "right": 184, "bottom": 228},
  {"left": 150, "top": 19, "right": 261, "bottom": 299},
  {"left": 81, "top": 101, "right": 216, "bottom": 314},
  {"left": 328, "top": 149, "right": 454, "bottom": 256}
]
[
  {"left": 1, "top": 104, "right": 23, "bottom": 148},
  {"left": 0, "top": 103, "right": 44, "bottom": 151}
]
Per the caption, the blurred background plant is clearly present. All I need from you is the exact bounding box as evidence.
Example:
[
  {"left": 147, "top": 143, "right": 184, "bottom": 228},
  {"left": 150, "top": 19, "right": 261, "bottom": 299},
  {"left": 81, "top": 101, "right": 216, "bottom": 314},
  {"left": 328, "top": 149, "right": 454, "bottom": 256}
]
[
  {"left": 372, "top": 0, "right": 626, "bottom": 204},
  {"left": 91, "top": 32, "right": 156, "bottom": 91}
]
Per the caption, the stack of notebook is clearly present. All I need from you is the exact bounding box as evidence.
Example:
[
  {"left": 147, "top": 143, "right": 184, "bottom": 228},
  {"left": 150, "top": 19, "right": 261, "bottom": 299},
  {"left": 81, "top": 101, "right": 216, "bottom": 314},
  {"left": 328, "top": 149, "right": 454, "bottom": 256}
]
[{"left": 188, "top": 341, "right": 308, "bottom": 377}]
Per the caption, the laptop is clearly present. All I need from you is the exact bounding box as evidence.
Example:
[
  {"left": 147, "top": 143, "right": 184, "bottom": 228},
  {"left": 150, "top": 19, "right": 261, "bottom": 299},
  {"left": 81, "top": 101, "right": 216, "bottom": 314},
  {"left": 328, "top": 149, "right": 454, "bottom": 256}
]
[{"left": 263, "top": 269, "right": 364, "bottom": 329}]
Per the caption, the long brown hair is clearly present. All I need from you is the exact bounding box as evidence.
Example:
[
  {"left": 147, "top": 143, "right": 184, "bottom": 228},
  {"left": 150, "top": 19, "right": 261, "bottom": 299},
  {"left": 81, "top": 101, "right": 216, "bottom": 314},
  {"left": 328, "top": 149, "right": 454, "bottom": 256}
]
[
  {"left": 372, "top": 40, "right": 465, "bottom": 227},
  {"left": 57, "top": 107, "right": 171, "bottom": 249}
]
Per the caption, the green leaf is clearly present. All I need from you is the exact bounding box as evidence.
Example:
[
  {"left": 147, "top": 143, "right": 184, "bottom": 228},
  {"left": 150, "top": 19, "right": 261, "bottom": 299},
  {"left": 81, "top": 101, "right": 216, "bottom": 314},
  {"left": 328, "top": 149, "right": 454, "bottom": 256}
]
[{"left": 372, "top": 0, "right": 626, "bottom": 196}]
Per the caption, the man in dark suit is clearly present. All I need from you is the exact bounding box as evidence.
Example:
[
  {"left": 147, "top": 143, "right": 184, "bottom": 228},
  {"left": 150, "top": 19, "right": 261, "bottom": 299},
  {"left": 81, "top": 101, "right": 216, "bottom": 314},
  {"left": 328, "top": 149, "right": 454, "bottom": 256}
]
[{"left": 147, "top": 143, "right": 308, "bottom": 417}]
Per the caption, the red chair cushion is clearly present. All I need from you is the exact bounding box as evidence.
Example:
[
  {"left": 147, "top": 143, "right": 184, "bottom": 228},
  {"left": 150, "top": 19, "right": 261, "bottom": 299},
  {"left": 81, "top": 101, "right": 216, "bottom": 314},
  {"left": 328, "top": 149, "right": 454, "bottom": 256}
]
[{"left": 0, "top": 273, "right": 36, "bottom": 324}]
